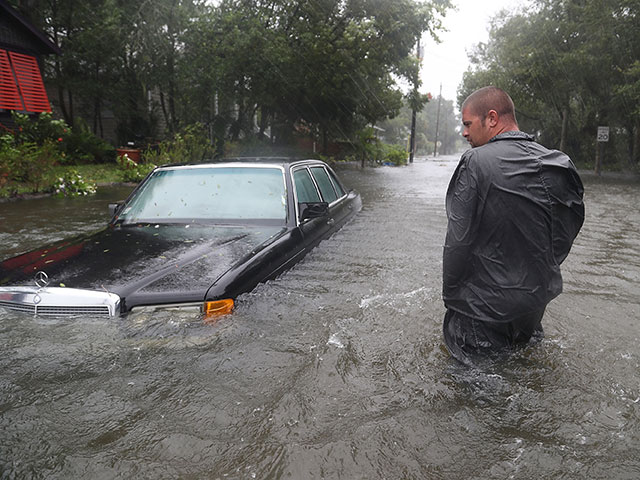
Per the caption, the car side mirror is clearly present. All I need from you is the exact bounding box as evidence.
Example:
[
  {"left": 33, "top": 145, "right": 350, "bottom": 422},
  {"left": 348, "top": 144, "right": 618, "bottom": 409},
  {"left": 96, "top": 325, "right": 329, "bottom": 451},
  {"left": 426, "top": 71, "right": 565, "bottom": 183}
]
[
  {"left": 109, "top": 202, "right": 123, "bottom": 217},
  {"left": 299, "top": 202, "right": 329, "bottom": 221}
]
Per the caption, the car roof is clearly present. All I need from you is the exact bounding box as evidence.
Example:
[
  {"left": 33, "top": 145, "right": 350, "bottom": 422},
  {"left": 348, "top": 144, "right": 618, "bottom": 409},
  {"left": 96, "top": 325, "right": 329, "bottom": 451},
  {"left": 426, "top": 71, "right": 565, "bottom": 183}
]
[{"left": 158, "top": 157, "right": 327, "bottom": 170}]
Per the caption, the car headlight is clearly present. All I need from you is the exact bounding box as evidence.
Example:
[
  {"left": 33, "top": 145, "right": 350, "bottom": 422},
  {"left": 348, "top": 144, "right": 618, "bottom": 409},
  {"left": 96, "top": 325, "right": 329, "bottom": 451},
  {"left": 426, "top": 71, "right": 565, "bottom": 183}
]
[{"left": 130, "top": 298, "right": 234, "bottom": 319}]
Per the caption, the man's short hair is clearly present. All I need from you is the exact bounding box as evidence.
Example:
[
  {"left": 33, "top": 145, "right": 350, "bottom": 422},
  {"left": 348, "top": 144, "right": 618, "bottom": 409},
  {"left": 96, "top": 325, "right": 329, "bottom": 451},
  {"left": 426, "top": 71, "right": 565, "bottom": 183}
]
[{"left": 462, "top": 86, "right": 517, "bottom": 124}]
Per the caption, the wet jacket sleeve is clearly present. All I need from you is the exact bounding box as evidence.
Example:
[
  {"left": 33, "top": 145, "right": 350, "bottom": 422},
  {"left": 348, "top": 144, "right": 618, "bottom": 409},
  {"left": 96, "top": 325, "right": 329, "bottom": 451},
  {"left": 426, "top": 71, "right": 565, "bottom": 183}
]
[
  {"left": 548, "top": 163, "right": 585, "bottom": 264},
  {"left": 443, "top": 153, "right": 479, "bottom": 297}
]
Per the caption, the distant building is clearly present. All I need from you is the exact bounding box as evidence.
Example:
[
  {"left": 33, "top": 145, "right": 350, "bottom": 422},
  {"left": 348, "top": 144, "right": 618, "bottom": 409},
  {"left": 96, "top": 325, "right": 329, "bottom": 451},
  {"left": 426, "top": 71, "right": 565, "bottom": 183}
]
[{"left": 0, "top": 0, "right": 60, "bottom": 129}]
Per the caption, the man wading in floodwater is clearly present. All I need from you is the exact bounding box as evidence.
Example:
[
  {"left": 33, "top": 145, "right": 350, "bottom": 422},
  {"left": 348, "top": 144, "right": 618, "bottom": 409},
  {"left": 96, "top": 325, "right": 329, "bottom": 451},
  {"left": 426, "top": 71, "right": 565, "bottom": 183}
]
[{"left": 442, "top": 86, "right": 585, "bottom": 364}]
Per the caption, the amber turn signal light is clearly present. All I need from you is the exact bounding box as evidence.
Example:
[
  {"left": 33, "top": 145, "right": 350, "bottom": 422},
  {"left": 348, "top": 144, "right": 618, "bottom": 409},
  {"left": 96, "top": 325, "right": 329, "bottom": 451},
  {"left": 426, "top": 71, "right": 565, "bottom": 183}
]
[{"left": 204, "top": 298, "right": 234, "bottom": 318}]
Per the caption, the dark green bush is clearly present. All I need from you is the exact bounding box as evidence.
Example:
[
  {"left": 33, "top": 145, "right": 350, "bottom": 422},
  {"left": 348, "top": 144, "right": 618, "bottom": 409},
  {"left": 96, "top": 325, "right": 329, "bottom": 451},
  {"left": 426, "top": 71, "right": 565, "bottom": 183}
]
[
  {"left": 0, "top": 139, "right": 60, "bottom": 192},
  {"left": 143, "top": 123, "right": 215, "bottom": 165},
  {"left": 10, "top": 112, "right": 115, "bottom": 165},
  {"left": 12, "top": 112, "right": 67, "bottom": 146},
  {"left": 61, "top": 120, "right": 116, "bottom": 164},
  {"left": 382, "top": 144, "right": 408, "bottom": 166}
]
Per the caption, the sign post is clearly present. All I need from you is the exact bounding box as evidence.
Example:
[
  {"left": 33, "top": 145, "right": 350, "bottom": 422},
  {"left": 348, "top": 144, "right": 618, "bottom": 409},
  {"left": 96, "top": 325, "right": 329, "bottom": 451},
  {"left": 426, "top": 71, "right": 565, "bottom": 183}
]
[{"left": 594, "top": 126, "right": 609, "bottom": 175}]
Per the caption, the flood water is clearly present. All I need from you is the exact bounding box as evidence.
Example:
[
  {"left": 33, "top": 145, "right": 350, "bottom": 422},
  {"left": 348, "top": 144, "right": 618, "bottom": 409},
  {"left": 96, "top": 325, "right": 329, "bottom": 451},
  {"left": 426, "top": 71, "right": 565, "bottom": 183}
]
[{"left": 1, "top": 157, "right": 639, "bottom": 479}]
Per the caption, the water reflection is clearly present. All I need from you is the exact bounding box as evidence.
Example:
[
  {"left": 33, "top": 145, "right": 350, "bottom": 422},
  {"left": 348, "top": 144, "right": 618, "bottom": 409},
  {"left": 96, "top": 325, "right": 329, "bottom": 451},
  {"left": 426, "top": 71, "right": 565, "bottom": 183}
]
[
  {"left": 0, "top": 185, "right": 134, "bottom": 258},
  {"left": 1, "top": 160, "right": 639, "bottom": 479}
]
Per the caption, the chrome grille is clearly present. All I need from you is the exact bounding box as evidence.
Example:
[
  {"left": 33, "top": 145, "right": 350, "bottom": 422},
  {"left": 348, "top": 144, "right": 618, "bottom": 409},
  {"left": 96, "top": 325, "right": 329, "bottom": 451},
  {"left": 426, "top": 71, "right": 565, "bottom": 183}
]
[
  {"left": 0, "top": 287, "right": 120, "bottom": 317},
  {"left": 0, "top": 300, "right": 36, "bottom": 314},
  {"left": 36, "top": 305, "right": 113, "bottom": 316}
]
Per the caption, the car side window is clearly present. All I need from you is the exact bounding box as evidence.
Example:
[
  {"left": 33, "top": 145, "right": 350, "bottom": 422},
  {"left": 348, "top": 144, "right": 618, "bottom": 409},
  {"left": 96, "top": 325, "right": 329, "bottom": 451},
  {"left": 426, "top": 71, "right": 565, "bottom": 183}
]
[
  {"left": 326, "top": 169, "right": 346, "bottom": 197},
  {"left": 310, "top": 166, "right": 338, "bottom": 203},
  {"left": 293, "top": 168, "right": 321, "bottom": 203}
]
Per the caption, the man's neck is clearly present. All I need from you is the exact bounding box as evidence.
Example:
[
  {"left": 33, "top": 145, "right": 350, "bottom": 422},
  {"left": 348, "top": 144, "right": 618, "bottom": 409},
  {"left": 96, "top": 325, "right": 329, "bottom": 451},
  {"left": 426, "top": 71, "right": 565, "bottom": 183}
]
[{"left": 492, "top": 122, "right": 520, "bottom": 137}]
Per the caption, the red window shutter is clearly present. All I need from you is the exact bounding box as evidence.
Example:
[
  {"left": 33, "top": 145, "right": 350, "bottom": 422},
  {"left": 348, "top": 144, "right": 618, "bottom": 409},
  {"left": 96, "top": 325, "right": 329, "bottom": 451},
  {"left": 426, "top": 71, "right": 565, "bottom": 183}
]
[
  {"left": 0, "top": 49, "right": 24, "bottom": 111},
  {"left": 8, "top": 51, "right": 51, "bottom": 113}
]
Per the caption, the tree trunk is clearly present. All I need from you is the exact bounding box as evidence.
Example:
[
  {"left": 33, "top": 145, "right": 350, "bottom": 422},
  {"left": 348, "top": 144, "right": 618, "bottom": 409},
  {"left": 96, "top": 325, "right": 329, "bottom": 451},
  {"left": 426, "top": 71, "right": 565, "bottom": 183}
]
[
  {"left": 67, "top": 90, "right": 74, "bottom": 127},
  {"left": 594, "top": 140, "right": 603, "bottom": 176},
  {"left": 322, "top": 127, "right": 328, "bottom": 155},
  {"left": 560, "top": 106, "right": 569, "bottom": 152},
  {"left": 160, "top": 91, "right": 170, "bottom": 133},
  {"left": 409, "top": 108, "right": 416, "bottom": 163},
  {"left": 168, "top": 79, "right": 176, "bottom": 133},
  {"left": 57, "top": 85, "right": 71, "bottom": 125},
  {"left": 98, "top": 104, "right": 103, "bottom": 138},
  {"left": 51, "top": 11, "right": 71, "bottom": 125},
  {"left": 93, "top": 97, "right": 99, "bottom": 134},
  {"left": 633, "top": 122, "right": 640, "bottom": 166},
  {"left": 258, "top": 107, "right": 269, "bottom": 139}
]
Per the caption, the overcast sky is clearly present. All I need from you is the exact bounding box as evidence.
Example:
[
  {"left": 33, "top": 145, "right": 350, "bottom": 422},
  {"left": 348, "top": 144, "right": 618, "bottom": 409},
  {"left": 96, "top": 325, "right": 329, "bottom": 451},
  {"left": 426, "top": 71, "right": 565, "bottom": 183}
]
[{"left": 420, "top": 0, "right": 529, "bottom": 105}]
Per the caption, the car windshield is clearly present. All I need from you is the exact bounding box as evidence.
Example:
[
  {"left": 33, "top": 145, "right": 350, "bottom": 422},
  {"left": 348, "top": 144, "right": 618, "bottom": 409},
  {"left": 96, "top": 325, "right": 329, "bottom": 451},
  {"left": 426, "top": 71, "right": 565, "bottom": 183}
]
[{"left": 117, "top": 166, "right": 287, "bottom": 225}]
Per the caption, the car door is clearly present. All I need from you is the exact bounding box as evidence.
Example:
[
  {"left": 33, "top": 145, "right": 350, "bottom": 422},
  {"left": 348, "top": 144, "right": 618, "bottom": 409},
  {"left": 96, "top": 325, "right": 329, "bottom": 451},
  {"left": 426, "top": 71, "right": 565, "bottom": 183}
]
[
  {"left": 309, "top": 165, "right": 352, "bottom": 232},
  {"left": 292, "top": 166, "right": 332, "bottom": 248}
]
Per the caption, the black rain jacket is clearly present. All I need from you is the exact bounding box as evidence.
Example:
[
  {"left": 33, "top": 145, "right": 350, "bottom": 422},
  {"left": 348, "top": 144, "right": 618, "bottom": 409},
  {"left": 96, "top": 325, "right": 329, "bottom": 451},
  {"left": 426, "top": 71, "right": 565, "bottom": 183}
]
[{"left": 443, "top": 131, "right": 585, "bottom": 323}]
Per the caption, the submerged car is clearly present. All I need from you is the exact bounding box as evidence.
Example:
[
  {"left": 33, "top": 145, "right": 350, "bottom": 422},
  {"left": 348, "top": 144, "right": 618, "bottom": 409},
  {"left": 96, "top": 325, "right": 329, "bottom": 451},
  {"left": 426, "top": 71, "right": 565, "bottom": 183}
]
[{"left": 0, "top": 158, "right": 361, "bottom": 318}]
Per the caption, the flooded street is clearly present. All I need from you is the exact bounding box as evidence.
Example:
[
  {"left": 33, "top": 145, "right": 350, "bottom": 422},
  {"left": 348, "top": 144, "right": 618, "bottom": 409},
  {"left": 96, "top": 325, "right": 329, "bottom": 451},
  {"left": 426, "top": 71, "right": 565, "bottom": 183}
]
[{"left": 1, "top": 156, "right": 639, "bottom": 479}]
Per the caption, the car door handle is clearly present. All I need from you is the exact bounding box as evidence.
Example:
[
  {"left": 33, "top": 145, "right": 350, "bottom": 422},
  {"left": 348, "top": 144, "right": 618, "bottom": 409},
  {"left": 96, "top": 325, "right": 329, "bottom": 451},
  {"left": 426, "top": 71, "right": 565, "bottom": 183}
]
[{"left": 327, "top": 218, "right": 335, "bottom": 226}]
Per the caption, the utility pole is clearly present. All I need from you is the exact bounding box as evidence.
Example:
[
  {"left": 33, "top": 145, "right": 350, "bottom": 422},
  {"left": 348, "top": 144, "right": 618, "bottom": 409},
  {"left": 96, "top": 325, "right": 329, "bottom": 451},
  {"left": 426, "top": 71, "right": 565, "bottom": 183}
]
[
  {"left": 443, "top": 116, "right": 448, "bottom": 155},
  {"left": 409, "top": 107, "right": 417, "bottom": 163},
  {"left": 433, "top": 83, "right": 442, "bottom": 157},
  {"left": 409, "top": 37, "right": 422, "bottom": 164}
]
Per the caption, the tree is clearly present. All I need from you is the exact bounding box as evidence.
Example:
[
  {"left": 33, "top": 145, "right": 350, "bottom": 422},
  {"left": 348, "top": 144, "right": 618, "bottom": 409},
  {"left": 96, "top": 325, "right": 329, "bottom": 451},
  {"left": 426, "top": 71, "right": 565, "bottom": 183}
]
[
  {"left": 11, "top": 0, "right": 452, "bottom": 153},
  {"left": 179, "top": 0, "right": 452, "bottom": 151},
  {"left": 11, "top": 0, "right": 126, "bottom": 134},
  {"left": 459, "top": 0, "right": 640, "bottom": 169},
  {"left": 378, "top": 95, "right": 461, "bottom": 155}
]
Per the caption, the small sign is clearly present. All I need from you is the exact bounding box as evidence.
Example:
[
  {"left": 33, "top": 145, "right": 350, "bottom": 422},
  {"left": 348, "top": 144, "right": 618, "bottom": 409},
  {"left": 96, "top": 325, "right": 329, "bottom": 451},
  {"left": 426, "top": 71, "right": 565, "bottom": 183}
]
[{"left": 597, "top": 126, "right": 609, "bottom": 142}]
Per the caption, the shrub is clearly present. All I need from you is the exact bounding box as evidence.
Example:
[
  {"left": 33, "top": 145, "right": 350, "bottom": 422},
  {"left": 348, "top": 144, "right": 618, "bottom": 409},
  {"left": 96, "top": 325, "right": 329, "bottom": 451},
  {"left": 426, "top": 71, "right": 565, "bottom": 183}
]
[
  {"left": 117, "top": 154, "right": 156, "bottom": 182},
  {"left": 143, "top": 123, "right": 215, "bottom": 165},
  {"left": 383, "top": 144, "right": 408, "bottom": 166},
  {"left": 354, "top": 127, "right": 378, "bottom": 166},
  {"left": 351, "top": 128, "right": 407, "bottom": 166},
  {"left": 12, "top": 111, "right": 68, "bottom": 146},
  {"left": 53, "top": 169, "right": 97, "bottom": 196},
  {"left": 61, "top": 120, "right": 116, "bottom": 164},
  {"left": 0, "top": 139, "right": 60, "bottom": 191},
  {"left": 10, "top": 112, "right": 115, "bottom": 165}
]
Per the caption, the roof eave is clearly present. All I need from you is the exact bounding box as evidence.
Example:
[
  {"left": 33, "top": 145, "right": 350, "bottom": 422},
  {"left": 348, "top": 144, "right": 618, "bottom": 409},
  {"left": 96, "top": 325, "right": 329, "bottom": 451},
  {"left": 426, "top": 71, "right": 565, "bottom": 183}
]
[{"left": 0, "top": 0, "right": 62, "bottom": 56}]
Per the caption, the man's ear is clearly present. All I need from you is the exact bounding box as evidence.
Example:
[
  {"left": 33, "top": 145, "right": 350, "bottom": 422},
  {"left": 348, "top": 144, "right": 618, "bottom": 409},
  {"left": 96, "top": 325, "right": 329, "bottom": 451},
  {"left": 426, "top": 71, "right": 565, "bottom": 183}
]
[{"left": 487, "top": 109, "right": 499, "bottom": 128}]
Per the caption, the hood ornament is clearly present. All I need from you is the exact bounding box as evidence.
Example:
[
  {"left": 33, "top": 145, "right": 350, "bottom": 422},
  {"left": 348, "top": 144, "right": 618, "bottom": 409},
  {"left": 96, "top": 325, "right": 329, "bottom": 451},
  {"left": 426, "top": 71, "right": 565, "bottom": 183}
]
[{"left": 35, "top": 271, "right": 49, "bottom": 289}]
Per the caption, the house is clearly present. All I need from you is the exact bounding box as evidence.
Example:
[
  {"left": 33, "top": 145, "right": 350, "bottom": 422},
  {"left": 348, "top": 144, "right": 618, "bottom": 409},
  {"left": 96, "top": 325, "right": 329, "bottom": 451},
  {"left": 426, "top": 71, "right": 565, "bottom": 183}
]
[{"left": 0, "top": 0, "right": 60, "bottom": 129}]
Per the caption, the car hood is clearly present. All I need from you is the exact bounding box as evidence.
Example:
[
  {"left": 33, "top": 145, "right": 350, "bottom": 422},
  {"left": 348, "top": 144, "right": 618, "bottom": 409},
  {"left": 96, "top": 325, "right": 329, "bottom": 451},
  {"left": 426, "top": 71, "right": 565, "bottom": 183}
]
[{"left": 0, "top": 224, "right": 287, "bottom": 300}]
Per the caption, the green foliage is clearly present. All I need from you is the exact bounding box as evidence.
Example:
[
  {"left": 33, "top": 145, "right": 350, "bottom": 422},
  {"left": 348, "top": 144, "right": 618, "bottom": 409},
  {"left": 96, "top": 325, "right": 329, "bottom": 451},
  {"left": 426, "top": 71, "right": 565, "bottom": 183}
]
[
  {"left": 17, "top": 0, "right": 451, "bottom": 156},
  {"left": 53, "top": 170, "right": 97, "bottom": 197},
  {"left": 116, "top": 154, "right": 156, "bottom": 183},
  {"left": 52, "top": 164, "right": 123, "bottom": 185},
  {"left": 382, "top": 144, "right": 409, "bottom": 166},
  {"left": 353, "top": 127, "right": 378, "bottom": 166},
  {"left": 11, "top": 112, "right": 68, "bottom": 146},
  {"left": 378, "top": 96, "right": 461, "bottom": 156},
  {"left": 0, "top": 136, "right": 12, "bottom": 192},
  {"left": 0, "top": 140, "right": 60, "bottom": 192},
  {"left": 459, "top": 0, "right": 640, "bottom": 167},
  {"left": 405, "top": 90, "right": 432, "bottom": 113},
  {"left": 62, "top": 120, "right": 116, "bottom": 164},
  {"left": 142, "top": 123, "right": 215, "bottom": 165},
  {"left": 350, "top": 127, "right": 408, "bottom": 166},
  {"left": 7, "top": 112, "right": 114, "bottom": 165},
  {"left": 616, "top": 60, "right": 640, "bottom": 121}
]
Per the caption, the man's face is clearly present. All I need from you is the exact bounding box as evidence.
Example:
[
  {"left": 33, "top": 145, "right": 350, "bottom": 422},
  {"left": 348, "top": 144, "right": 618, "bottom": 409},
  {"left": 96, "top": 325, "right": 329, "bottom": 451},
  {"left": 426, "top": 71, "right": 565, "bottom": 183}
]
[{"left": 461, "top": 108, "right": 491, "bottom": 147}]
